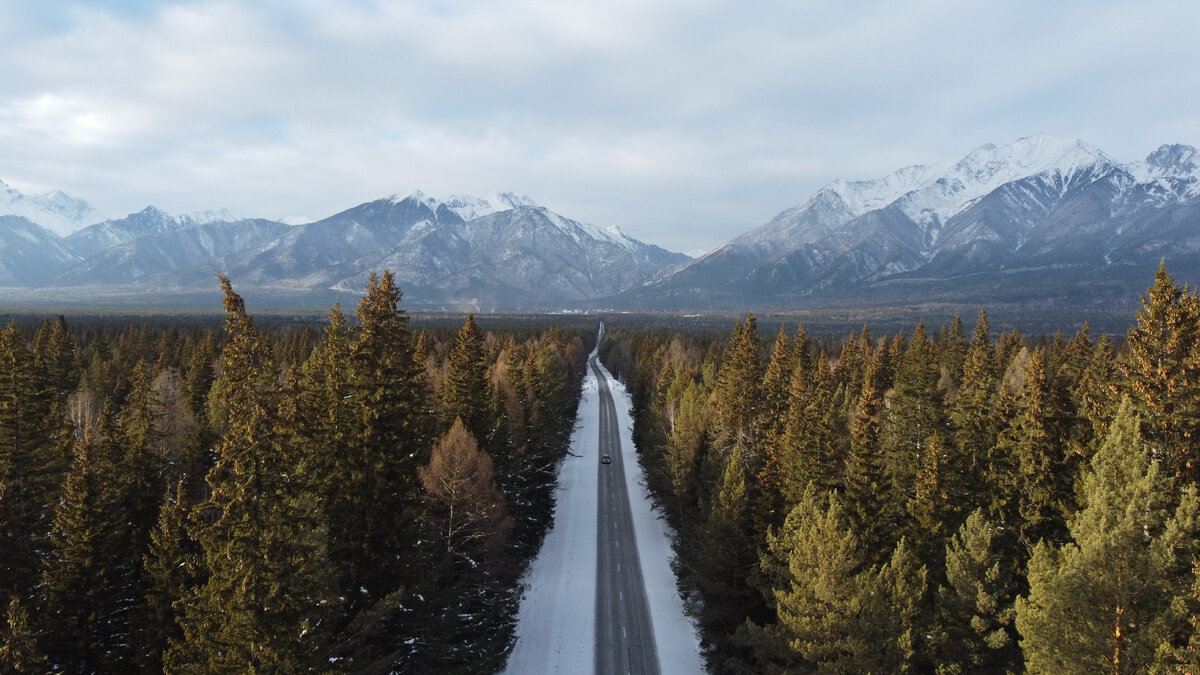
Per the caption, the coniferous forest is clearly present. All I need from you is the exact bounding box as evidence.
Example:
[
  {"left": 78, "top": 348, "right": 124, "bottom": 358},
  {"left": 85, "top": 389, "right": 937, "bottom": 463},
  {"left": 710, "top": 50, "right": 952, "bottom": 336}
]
[
  {"left": 3, "top": 263, "right": 1200, "bottom": 673},
  {"left": 598, "top": 263, "right": 1200, "bottom": 674},
  {"left": 0, "top": 271, "right": 588, "bottom": 673}
]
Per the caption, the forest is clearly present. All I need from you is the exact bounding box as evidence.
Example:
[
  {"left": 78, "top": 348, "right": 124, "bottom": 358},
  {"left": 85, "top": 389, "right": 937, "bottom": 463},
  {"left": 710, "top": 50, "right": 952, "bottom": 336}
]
[
  {"left": 0, "top": 271, "right": 589, "bottom": 673},
  {"left": 599, "top": 262, "right": 1200, "bottom": 674}
]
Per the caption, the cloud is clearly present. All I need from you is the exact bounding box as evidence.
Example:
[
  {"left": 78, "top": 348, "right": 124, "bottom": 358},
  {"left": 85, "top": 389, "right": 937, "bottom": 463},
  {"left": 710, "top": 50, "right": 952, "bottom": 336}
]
[{"left": 0, "top": 0, "right": 1197, "bottom": 253}]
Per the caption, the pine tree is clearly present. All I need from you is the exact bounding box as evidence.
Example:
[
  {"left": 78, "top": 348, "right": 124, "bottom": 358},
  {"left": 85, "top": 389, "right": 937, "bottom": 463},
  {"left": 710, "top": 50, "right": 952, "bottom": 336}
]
[
  {"left": 1016, "top": 401, "right": 1200, "bottom": 673},
  {"left": 931, "top": 508, "right": 1019, "bottom": 674},
  {"left": 699, "top": 444, "right": 760, "bottom": 655},
  {"left": 167, "top": 276, "right": 337, "bottom": 673},
  {"left": 860, "top": 538, "right": 929, "bottom": 673}
]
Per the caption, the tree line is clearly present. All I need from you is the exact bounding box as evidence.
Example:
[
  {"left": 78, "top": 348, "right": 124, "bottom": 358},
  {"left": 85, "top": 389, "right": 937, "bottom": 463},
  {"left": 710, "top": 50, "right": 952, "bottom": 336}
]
[
  {"left": 0, "top": 270, "right": 588, "bottom": 673},
  {"left": 600, "top": 262, "right": 1200, "bottom": 673}
]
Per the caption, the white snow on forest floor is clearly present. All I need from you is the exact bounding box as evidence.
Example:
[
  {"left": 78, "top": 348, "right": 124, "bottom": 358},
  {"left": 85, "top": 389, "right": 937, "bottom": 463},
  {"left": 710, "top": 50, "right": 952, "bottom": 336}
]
[{"left": 502, "top": 356, "right": 704, "bottom": 674}]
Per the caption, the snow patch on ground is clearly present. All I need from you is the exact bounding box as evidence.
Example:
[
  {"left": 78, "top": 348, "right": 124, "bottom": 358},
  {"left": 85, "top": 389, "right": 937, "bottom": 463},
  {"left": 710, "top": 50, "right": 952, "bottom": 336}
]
[
  {"left": 503, "top": 355, "right": 703, "bottom": 674},
  {"left": 502, "top": 371, "right": 599, "bottom": 674}
]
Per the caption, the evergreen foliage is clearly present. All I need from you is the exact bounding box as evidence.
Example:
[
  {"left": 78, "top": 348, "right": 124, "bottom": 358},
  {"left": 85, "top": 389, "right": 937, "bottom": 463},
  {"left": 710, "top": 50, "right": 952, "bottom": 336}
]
[{"left": 598, "top": 263, "right": 1200, "bottom": 672}]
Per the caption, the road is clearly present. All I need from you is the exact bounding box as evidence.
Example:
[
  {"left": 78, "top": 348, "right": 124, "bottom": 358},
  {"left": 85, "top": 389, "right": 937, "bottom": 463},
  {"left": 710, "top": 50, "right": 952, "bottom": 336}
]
[{"left": 592, "top": 357, "right": 661, "bottom": 675}]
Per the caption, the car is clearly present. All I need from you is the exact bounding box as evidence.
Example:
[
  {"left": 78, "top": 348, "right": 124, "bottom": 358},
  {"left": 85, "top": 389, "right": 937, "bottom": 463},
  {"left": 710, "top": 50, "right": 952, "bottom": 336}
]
[{"left": 601, "top": 454, "right": 611, "bottom": 464}]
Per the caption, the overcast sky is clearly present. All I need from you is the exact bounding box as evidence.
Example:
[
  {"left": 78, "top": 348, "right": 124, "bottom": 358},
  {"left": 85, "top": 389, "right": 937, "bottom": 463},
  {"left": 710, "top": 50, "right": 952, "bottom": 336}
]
[{"left": 1, "top": 1, "right": 1196, "bottom": 253}]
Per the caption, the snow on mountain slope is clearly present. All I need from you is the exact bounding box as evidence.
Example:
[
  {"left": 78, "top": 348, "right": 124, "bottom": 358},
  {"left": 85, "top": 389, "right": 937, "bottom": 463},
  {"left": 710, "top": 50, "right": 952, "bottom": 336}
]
[
  {"left": 625, "top": 135, "right": 1200, "bottom": 311},
  {"left": 894, "top": 135, "right": 1114, "bottom": 230},
  {"left": 0, "top": 180, "right": 105, "bottom": 238}
]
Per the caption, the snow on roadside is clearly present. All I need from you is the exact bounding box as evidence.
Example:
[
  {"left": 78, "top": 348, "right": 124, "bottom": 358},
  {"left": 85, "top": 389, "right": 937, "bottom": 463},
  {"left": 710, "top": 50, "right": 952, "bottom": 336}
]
[
  {"left": 502, "top": 354, "right": 704, "bottom": 674},
  {"left": 600, "top": 360, "right": 705, "bottom": 675},
  {"left": 502, "top": 369, "right": 599, "bottom": 674}
]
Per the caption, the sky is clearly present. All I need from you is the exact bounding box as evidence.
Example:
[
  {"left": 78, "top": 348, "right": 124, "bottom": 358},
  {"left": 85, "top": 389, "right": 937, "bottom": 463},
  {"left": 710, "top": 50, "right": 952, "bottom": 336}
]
[{"left": 1, "top": 1, "right": 1197, "bottom": 254}]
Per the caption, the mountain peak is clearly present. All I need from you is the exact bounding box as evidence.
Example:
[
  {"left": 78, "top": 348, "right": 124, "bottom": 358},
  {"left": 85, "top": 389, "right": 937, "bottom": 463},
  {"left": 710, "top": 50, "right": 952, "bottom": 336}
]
[
  {"left": 389, "top": 190, "right": 540, "bottom": 221},
  {"left": 1144, "top": 144, "right": 1199, "bottom": 175},
  {"left": 0, "top": 180, "right": 105, "bottom": 237}
]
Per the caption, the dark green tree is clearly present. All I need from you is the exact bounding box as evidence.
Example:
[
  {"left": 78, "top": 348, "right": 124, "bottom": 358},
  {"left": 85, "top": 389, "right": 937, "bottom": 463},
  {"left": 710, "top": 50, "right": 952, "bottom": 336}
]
[
  {"left": 443, "top": 313, "right": 492, "bottom": 444},
  {"left": 41, "top": 415, "right": 147, "bottom": 672},
  {"left": 881, "top": 324, "right": 949, "bottom": 543},
  {"left": 167, "top": 276, "right": 337, "bottom": 673}
]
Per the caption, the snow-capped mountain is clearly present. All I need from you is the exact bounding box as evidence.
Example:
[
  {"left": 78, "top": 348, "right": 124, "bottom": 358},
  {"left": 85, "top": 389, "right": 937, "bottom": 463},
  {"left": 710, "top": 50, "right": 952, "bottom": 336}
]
[
  {"left": 0, "top": 180, "right": 105, "bottom": 238},
  {"left": 222, "top": 192, "right": 687, "bottom": 306},
  {"left": 625, "top": 134, "right": 1200, "bottom": 310},
  {"left": 0, "top": 189, "right": 686, "bottom": 308}
]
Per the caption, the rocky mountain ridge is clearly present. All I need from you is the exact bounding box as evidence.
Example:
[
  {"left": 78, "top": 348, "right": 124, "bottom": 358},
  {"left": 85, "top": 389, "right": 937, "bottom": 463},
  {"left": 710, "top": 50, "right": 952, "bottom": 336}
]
[{"left": 623, "top": 135, "right": 1200, "bottom": 311}]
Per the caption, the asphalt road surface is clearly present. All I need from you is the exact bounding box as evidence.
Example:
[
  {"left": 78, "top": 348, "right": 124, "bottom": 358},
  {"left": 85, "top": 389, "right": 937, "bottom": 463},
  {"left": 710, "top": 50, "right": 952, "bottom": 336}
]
[{"left": 592, "top": 357, "right": 661, "bottom": 675}]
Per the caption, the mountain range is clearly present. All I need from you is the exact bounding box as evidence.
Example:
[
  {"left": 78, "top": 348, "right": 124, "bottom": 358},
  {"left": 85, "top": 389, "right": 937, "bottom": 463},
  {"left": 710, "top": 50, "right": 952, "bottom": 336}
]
[
  {"left": 621, "top": 135, "right": 1200, "bottom": 314},
  {"left": 1, "top": 134, "right": 1197, "bottom": 316},
  {"left": 0, "top": 187, "right": 688, "bottom": 310}
]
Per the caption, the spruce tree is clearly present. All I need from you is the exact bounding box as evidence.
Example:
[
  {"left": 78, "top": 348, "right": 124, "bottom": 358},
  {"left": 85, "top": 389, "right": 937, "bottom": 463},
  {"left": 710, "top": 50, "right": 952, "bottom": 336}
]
[
  {"left": 699, "top": 443, "right": 760, "bottom": 662},
  {"left": 443, "top": 313, "right": 492, "bottom": 444},
  {"left": 993, "top": 348, "right": 1074, "bottom": 552},
  {"left": 1123, "top": 262, "right": 1200, "bottom": 485},
  {"left": 880, "top": 324, "right": 949, "bottom": 544},
  {"left": 142, "top": 480, "right": 201, "bottom": 672},
  {"left": 41, "top": 416, "right": 142, "bottom": 672},
  {"left": 777, "top": 354, "right": 839, "bottom": 506},
  {"left": 167, "top": 276, "right": 336, "bottom": 673},
  {"left": 712, "top": 315, "right": 764, "bottom": 459},
  {"left": 843, "top": 347, "right": 889, "bottom": 556},
  {"left": 0, "top": 321, "right": 69, "bottom": 599}
]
